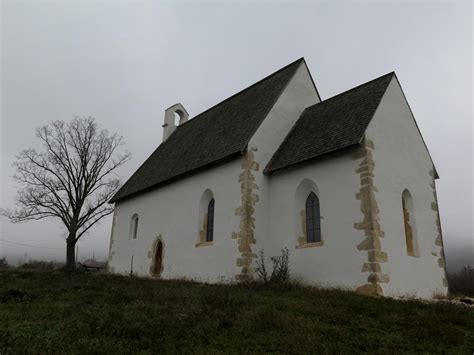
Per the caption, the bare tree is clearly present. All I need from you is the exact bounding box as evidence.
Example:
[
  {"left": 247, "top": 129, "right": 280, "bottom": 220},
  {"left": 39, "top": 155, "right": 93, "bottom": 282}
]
[{"left": 2, "top": 117, "right": 130, "bottom": 270}]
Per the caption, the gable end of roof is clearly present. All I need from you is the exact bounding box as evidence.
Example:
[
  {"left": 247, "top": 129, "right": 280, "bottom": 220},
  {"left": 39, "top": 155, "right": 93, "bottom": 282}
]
[{"left": 264, "top": 72, "right": 395, "bottom": 174}]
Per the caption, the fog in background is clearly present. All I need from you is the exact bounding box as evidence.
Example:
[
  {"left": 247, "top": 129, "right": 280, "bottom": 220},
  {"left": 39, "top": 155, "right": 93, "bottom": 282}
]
[{"left": 1, "top": 1, "right": 472, "bottom": 271}]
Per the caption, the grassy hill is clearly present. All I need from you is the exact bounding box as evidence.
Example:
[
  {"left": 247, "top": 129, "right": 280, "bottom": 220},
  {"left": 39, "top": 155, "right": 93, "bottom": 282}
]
[{"left": 1, "top": 269, "right": 473, "bottom": 353}]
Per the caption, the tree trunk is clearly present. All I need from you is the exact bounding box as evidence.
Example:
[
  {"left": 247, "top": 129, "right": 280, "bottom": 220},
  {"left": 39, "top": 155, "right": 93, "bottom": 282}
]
[{"left": 66, "top": 234, "right": 77, "bottom": 271}]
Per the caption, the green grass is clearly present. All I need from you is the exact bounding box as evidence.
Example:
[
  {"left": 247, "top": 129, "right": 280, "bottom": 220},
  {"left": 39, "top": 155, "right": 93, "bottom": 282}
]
[{"left": 1, "top": 269, "right": 473, "bottom": 354}]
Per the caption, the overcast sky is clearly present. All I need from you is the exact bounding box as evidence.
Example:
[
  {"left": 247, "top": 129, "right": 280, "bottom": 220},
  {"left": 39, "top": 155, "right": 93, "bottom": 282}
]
[{"left": 1, "top": 1, "right": 472, "bottom": 270}]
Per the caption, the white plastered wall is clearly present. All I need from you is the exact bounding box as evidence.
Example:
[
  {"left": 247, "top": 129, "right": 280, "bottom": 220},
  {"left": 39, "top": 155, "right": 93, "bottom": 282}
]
[
  {"left": 267, "top": 155, "right": 368, "bottom": 289},
  {"left": 108, "top": 159, "right": 242, "bottom": 282},
  {"left": 365, "top": 77, "right": 447, "bottom": 298}
]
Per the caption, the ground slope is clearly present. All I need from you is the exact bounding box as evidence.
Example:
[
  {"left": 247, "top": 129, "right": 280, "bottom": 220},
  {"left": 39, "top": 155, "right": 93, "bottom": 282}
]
[{"left": 1, "top": 270, "right": 473, "bottom": 353}]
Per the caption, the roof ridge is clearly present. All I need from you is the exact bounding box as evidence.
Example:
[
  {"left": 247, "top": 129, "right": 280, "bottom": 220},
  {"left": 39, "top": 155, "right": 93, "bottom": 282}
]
[
  {"left": 309, "top": 71, "right": 395, "bottom": 108},
  {"left": 176, "top": 58, "right": 305, "bottom": 129}
]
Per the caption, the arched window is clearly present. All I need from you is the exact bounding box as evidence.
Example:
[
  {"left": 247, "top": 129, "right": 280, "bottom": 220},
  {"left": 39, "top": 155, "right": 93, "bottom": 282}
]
[
  {"left": 197, "top": 189, "right": 214, "bottom": 247},
  {"left": 206, "top": 199, "right": 215, "bottom": 242},
  {"left": 402, "top": 189, "right": 418, "bottom": 257},
  {"left": 305, "top": 192, "right": 321, "bottom": 243},
  {"left": 130, "top": 214, "right": 139, "bottom": 239}
]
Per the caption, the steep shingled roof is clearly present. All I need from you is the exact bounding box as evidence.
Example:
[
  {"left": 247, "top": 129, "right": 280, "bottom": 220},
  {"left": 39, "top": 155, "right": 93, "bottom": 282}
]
[
  {"left": 264, "top": 72, "right": 395, "bottom": 174},
  {"left": 111, "top": 58, "right": 305, "bottom": 202}
]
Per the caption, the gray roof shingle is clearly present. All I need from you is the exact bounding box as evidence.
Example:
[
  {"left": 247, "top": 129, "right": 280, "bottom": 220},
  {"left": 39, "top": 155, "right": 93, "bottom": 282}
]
[
  {"left": 264, "top": 72, "right": 395, "bottom": 174},
  {"left": 111, "top": 58, "right": 304, "bottom": 202}
]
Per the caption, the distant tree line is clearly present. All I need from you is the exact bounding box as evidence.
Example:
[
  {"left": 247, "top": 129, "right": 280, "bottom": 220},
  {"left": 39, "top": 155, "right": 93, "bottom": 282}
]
[
  {"left": 0, "top": 257, "right": 64, "bottom": 271},
  {"left": 447, "top": 265, "right": 473, "bottom": 297}
]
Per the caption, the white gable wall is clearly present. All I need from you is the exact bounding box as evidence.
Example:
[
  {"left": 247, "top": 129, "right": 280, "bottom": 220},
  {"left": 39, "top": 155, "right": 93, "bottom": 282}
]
[
  {"left": 247, "top": 62, "right": 320, "bottom": 255},
  {"left": 365, "top": 77, "right": 447, "bottom": 298},
  {"left": 249, "top": 62, "right": 320, "bottom": 168},
  {"left": 108, "top": 159, "right": 242, "bottom": 282}
]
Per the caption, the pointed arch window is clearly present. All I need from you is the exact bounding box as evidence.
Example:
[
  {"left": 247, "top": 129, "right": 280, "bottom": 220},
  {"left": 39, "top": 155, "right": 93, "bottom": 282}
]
[
  {"left": 206, "top": 198, "right": 215, "bottom": 242},
  {"left": 130, "top": 214, "right": 139, "bottom": 240},
  {"left": 305, "top": 192, "right": 321, "bottom": 243}
]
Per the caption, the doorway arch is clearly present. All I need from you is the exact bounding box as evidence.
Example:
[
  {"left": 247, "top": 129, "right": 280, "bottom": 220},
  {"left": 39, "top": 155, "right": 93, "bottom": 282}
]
[{"left": 150, "top": 237, "right": 164, "bottom": 277}]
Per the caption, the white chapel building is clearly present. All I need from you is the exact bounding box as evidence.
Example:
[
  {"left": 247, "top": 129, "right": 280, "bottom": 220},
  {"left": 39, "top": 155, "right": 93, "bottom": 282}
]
[{"left": 107, "top": 58, "right": 447, "bottom": 298}]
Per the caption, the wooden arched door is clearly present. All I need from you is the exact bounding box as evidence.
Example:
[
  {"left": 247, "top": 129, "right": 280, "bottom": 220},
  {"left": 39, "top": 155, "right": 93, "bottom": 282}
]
[{"left": 153, "top": 241, "right": 163, "bottom": 276}]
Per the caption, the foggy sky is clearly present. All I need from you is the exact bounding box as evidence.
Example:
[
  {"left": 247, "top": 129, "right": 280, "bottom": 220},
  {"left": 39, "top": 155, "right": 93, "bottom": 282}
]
[{"left": 1, "top": 1, "right": 472, "bottom": 270}]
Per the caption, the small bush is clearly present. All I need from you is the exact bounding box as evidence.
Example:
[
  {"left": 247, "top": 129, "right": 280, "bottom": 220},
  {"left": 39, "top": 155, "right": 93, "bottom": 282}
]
[
  {"left": 256, "top": 248, "right": 290, "bottom": 283},
  {"left": 255, "top": 250, "right": 268, "bottom": 283},
  {"left": 270, "top": 247, "right": 290, "bottom": 283}
]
